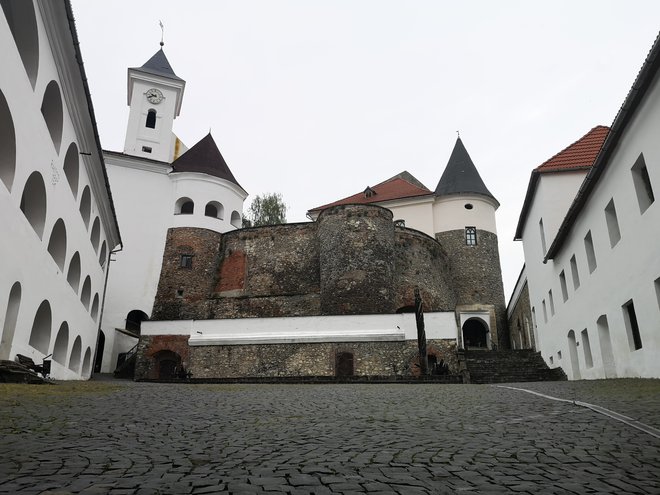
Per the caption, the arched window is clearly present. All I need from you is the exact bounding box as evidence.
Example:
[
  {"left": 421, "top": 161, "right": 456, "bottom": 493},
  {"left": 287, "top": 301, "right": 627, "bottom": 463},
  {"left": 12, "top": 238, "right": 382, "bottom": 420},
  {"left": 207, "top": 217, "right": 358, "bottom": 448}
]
[
  {"left": 81, "top": 347, "right": 92, "bottom": 376},
  {"left": 204, "top": 201, "right": 224, "bottom": 219},
  {"left": 66, "top": 252, "right": 81, "bottom": 293},
  {"left": 146, "top": 109, "right": 157, "bottom": 129},
  {"left": 0, "top": 282, "right": 22, "bottom": 360},
  {"left": 28, "top": 300, "right": 52, "bottom": 354},
  {"left": 80, "top": 276, "right": 91, "bottom": 310},
  {"left": 99, "top": 241, "right": 107, "bottom": 268},
  {"left": 52, "top": 322, "right": 69, "bottom": 365},
  {"left": 69, "top": 336, "right": 81, "bottom": 373},
  {"left": 175, "top": 197, "right": 194, "bottom": 215},
  {"left": 230, "top": 210, "right": 241, "bottom": 228},
  {"left": 0, "top": 90, "right": 16, "bottom": 191},
  {"left": 126, "top": 310, "right": 148, "bottom": 334},
  {"left": 79, "top": 186, "right": 91, "bottom": 228},
  {"left": 90, "top": 294, "right": 99, "bottom": 322},
  {"left": 47, "top": 218, "right": 67, "bottom": 270},
  {"left": 90, "top": 217, "right": 100, "bottom": 252},
  {"left": 1, "top": 0, "right": 39, "bottom": 88},
  {"left": 63, "top": 142, "right": 79, "bottom": 198},
  {"left": 41, "top": 81, "right": 63, "bottom": 153},
  {"left": 20, "top": 171, "right": 47, "bottom": 239}
]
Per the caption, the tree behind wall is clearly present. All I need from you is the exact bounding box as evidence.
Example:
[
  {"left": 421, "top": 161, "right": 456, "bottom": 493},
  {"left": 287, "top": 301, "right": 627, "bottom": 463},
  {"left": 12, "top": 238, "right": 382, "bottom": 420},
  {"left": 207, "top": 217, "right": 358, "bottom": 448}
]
[{"left": 243, "top": 193, "right": 287, "bottom": 228}]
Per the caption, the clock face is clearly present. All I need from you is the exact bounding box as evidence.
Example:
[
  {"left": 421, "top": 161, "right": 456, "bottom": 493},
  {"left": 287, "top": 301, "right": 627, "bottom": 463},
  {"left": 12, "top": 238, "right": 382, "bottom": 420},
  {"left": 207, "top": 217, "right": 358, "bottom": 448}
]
[{"left": 146, "top": 88, "right": 164, "bottom": 104}]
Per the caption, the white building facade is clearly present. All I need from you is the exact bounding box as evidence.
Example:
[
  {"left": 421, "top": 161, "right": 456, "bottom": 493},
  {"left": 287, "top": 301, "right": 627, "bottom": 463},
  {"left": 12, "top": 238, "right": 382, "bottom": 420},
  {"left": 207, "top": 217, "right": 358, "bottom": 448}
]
[
  {"left": 514, "top": 33, "right": 660, "bottom": 379},
  {"left": 0, "top": 0, "right": 121, "bottom": 379}
]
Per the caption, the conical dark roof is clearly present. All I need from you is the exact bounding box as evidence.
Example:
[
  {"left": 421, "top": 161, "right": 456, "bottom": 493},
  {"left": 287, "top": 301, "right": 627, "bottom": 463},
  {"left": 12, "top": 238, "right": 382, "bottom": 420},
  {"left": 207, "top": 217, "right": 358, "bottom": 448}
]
[
  {"left": 171, "top": 134, "right": 244, "bottom": 191},
  {"left": 132, "top": 48, "right": 183, "bottom": 81},
  {"left": 434, "top": 137, "right": 497, "bottom": 204}
]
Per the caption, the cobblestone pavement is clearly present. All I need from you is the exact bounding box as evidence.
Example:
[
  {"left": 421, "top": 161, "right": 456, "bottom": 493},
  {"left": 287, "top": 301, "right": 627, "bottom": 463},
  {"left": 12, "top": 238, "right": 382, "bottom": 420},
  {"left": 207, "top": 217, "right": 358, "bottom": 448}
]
[{"left": 1, "top": 379, "right": 659, "bottom": 494}]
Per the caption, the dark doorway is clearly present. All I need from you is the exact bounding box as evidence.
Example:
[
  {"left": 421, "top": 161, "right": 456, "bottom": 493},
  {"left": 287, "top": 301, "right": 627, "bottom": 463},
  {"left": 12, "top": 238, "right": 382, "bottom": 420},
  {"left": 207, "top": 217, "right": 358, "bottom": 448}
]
[
  {"left": 462, "top": 318, "right": 488, "bottom": 348},
  {"left": 126, "top": 310, "right": 149, "bottom": 334},
  {"left": 93, "top": 330, "right": 105, "bottom": 373},
  {"left": 335, "top": 352, "right": 354, "bottom": 377},
  {"left": 154, "top": 350, "right": 181, "bottom": 379}
]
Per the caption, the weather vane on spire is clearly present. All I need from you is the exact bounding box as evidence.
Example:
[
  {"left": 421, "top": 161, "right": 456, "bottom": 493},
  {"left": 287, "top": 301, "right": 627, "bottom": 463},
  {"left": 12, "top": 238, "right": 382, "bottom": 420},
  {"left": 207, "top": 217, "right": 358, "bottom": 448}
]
[
  {"left": 159, "top": 20, "right": 165, "bottom": 47},
  {"left": 456, "top": 130, "right": 460, "bottom": 138}
]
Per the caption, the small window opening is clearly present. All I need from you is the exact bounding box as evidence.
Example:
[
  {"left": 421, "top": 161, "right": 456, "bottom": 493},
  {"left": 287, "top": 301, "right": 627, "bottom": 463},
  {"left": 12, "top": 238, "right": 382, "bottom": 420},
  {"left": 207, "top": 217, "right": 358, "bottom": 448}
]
[
  {"left": 180, "top": 254, "right": 193, "bottom": 269},
  {"left": 559, "top": 271, "right": 568, "bottom": 302},
  {"left": 176, "top": 289, "right": 184, "bottom": 298},
  {"left": 622, "top": 299, "right": 643, "bottom": 351},
  {"left": 604, "top": 199, "right": 621, "bottom": 247},
  {"left": 542, "top": 299, "right": 547, "bottom": 323},
  {"left": 205, "top": 204, "right": 218, "bottom": 218},
  {"left": 539, "top": 218, "right": 547, "bottom": 255},
  {"left": 655, "top": 277, "right": 660, "bottom": 311},
  {"left": 465, "top": 226, "right": 477, "bottom": 246},
  {"left": 180, "top": 201, "right": 194, "bottom": 215},
  {"left": 549, "top": 356, "right": 554, "bottom": 365},
  {"left": 631, "top": 154, "right": 655, "bottom": 213},
  {"left": 363, "top": 186, "right": 376, "bottom": 198},
  {"left": 570, "top": 255, "right": 580, "bottom": 290},
  {"left": 464, "top": 203, "right": 473, "bottom": 210},
  {"left": 584, "top": 231, "right": 597, "bottom": 274},
  {"left": 557, "top": 351, "right": 562, "bottom": 360},
  {"left": 394, "top": 219, "right": 405, "bottom": 227},
  {"left": 142, "top": 146, "right": 152, "bottom": 153},
  {"left": 146, "top": 109, "right": 156, "bottom": 129},
  {"left": 548, "top": 290, "right": 555, "bottom": 316}
]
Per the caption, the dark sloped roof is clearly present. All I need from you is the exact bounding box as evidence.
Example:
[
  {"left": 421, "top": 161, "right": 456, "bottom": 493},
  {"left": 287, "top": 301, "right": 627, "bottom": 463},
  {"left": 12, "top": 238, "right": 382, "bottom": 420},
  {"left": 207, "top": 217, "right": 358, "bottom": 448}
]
[
  {"left": 132, "top": 48, "right": 183, "bottom": 81},
  {"left": 308, "top": 171, "right": 432, "bottom": 213},
  {"left": 434, "top": 137, "right": 498, "bottom": 204},
  {"left": 514, "top": 126, "right": 608, "bottom": 240},
  {"left": 171, "top": 133, "right": 244, "bottom": 191}
]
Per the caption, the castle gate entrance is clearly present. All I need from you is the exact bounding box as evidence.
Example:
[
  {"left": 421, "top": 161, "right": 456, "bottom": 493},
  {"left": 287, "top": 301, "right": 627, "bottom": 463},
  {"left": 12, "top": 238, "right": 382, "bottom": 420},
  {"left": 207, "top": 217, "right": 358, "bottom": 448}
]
[
  {"left": 462, "top": 318, "right": 488, "bottom": 348},
  {"left": 153, "top": 350, "right": 181, "bottom": 379}
]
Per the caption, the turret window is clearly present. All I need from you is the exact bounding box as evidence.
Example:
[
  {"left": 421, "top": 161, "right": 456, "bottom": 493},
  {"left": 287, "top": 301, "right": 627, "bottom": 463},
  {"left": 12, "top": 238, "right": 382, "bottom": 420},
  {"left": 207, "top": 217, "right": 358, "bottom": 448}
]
[
  {"left": 465, "top": 226, "right": 477, "bottom": 246},
  {"left": 146, "top": 109, "right": 156, "bottom": 129}
]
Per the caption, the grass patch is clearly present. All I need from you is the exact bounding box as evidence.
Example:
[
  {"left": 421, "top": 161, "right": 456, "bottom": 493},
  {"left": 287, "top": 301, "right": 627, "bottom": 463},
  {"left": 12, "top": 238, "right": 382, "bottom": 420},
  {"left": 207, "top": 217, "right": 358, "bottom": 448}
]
[{"left": 0, "top": 380, "right": 124, "bottom": 402}]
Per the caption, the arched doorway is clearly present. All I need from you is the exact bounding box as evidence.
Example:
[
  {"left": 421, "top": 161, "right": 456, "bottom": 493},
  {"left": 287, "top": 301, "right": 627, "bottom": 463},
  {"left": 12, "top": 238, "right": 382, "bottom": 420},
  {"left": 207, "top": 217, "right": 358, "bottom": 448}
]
[
  {"left": 93, "top": 330, "right": 105, "bottom": 373},
  {"left": 153, "top": 350, "right": 181, "bottom": 379},
  {"left": 126, "top": 310, "right": 149, "bottom": 334},
  {"left": 335, "top": 352, "right": 354, "bottom": 377},
  {"left": 462, "top": 318, "right": 488, "bottom": 348}
]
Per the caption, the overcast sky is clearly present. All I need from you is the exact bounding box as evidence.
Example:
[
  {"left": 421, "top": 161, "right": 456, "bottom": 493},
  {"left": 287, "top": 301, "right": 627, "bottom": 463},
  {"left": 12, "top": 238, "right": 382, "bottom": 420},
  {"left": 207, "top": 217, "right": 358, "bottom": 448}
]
[{"left": 70, "top": 1, "right": 660, "bottom": 299}]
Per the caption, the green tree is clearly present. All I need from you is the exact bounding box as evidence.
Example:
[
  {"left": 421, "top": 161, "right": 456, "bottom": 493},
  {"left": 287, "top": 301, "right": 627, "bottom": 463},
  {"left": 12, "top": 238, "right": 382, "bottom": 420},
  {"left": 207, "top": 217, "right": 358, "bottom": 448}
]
[{"left": 243, "top": 192, "right": 287, "bottom": 227}]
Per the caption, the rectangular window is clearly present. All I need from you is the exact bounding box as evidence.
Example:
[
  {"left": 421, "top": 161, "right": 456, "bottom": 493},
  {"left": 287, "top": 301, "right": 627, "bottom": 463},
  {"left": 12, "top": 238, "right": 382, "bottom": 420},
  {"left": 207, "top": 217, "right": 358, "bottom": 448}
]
[
  {"left": 180, "top": 254, "right": 193, "bottom": 269},
  {"left": 542, "top": 299, "right": 548, "bottom": 323},
  {"left": 142, "top": 146, "right": 152, "bottom": 153},
  {"left": 539, "top": 218, "right": 547, "bottom": 255},
  {"left": 604, "top": 199, "right": 621, "bottom": 247},
  {"left": 570, "top": 255, "right": 580, "bottom": 290},
  {"left": 465, "top": 226, "right": 477, "bottom": 246},
  {"left": 548, "top": 290, "right": 555, "bottom": 316},
  {"left": 559, "top": 270, "right": 568, "bottom": 302},
  {"left": 584, "top": 231, "right": 597, "bottom": 273},
  {"left": 549, "top": 356, "right": 554, "bottom": 365},
  {"left": 557, "top": 350, "right": 562, "bottom": 360},
  {"left": 622, "top": 299, "right": 643, "bottom": 351},
  {"left": 631, "top": 153, "right": 655, "bottom": 213},
  {"left": 655, "top": 277, "right": 660, "bottom": 311}
]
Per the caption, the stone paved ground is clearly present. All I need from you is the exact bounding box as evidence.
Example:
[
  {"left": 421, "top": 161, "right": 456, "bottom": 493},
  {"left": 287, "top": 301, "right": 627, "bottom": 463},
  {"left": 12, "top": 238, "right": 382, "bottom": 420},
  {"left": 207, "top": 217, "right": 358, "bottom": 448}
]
[{"left": 0, "top": 379, "right": 659, "bottom": 494}]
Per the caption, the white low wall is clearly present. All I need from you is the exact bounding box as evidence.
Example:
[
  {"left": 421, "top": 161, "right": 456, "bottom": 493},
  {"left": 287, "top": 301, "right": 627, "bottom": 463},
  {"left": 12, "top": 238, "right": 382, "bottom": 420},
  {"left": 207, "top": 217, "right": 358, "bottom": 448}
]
[{"left": 141, "top": 312, "right": 458, "bottom": 346}]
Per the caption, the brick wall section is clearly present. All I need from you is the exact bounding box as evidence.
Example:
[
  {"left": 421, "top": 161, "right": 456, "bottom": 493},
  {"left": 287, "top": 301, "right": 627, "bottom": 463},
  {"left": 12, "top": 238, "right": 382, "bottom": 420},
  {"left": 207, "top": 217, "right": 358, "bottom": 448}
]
[
  {"left": 215, "top": 250, "right": 246, "bottom": 292},
  {"left": 152, "top": 228, "right": 223, "bottom": 320},
  {"left": 318, "top": 205, "right": 395, "bottom": 315},
  {"left": 435, "top": 229, "right": 509, "bottom": 348},
  {"left": 185, "top": 339, "right": 457, "bottom": 378},
  {"left": 394, "top": 228, "right": 456, "bottom": 312},
  {"left": 507, "top": 280, "right": 535, "bottom": 350},
  {"left": 135, "top": 335, "right": 189, "bottom": 380}
]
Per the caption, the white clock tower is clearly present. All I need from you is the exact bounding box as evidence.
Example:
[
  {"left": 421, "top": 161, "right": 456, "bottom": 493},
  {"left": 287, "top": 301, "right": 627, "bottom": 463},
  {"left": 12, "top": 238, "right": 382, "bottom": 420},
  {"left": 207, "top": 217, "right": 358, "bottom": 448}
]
[{"left": 123, "top": 46, "right": 185, "bottom": 162}]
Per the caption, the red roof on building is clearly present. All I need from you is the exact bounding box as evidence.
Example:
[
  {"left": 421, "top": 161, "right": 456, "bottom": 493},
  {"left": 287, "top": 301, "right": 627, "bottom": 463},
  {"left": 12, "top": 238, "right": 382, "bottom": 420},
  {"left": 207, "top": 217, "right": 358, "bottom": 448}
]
[
  {"left": 536, "top": 125, "right": 609, "bottom": 173},
  {"left": 309, "top": 171, "right": 432, "bottom": 212}
]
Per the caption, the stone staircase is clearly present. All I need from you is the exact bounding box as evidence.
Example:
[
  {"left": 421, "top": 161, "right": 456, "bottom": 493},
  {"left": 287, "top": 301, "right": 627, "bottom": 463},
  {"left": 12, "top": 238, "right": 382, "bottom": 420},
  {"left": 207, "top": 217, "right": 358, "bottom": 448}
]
[{"left": 463, "top": 349, "right": 567, "bottom": 384}]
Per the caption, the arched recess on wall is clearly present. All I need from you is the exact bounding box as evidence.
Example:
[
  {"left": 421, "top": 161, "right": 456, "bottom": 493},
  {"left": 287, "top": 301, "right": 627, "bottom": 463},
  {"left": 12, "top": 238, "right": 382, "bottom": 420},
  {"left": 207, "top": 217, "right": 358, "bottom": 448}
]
[
  {"left": 93, "top": 330, "right": 105, "bottom": 373},
  {"left": 28, "top": 300, "right": 52, "bottom": 354},
  {"left": 597, "top": 315, "right": 617, "bottom": 378},
  {"left": 0, "top": 0, "right": 39, "bottom": 88},
  {"left": 90, "top": 294, "right": 99, "bottom": 322},
  {"left": 0, "top": 282, "right": 22, "bottom": 360},
  {"left": 63, "top": 142, "right": 79, "bottom": 198},
  {"left": 98, "top": 241, "right": 107, "bottom": 268},
  {"left": 146, "top": 109, "right": 156, "bottom": 129},
  {"left": 20, "top": 171, "right": 47, "bottom": 239},
  {"left": 462, "top": 318, "right": 489, "bottom": 348},
  {"left": 0, "top": 89, "right": 16, "bottom": 191},
  {"left": 81, "top": 347, "right": 92, "bottom": 376},
  {"left": 90, "top": 217, "right": 100, "bottom": 252},
  {"left": 175, "top": 197, "right": 194, "bottom": 215},
  {"left": 567, "top": 329, "right": 581, "bottom": 380},
  {"left": 205, "top": 201, "right": 224, "bottom": 219},
  {"left": 47, "top": 218, "right": 67, "bottom": 270},
  {"left": 80, "top": 276, "right": 91, "bottom": 310},
  {"left": 126, "top": 309, "right": 148, "bottom": 334},
  {"left": 66, "top": 252, "right": 81, "bottom": 293},
  {"left": 79, "top": 186, "right": 91, "bottom": 228},
  {"left": 230, "top": 210, "right": 241, "bottom": 228},
  {"left": 52, "top": 322, "right": 69, "bottom": 365},
  {"left": 41, "top": 81, "right": 63, "bottom": 153},
  {"left": 69, "top": 335, "right": 81, "bottom": 373}
]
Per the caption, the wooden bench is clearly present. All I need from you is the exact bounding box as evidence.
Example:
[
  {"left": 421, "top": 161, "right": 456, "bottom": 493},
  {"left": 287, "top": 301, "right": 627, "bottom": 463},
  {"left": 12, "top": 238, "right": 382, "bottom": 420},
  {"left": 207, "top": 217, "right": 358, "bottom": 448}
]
[{"left": 16, "top": 354, "right": 51, "bottom": 378}]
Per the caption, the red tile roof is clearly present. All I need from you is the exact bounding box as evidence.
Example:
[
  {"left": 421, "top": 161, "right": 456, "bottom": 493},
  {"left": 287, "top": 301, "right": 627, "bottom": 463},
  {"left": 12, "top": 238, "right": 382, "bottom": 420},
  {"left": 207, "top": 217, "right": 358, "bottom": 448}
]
[
  {"left": 536, "top": 125, "right": 609, "bottom": 173},
  {"left": 309, "top": 171, "right": 432, "bottom": 212}
]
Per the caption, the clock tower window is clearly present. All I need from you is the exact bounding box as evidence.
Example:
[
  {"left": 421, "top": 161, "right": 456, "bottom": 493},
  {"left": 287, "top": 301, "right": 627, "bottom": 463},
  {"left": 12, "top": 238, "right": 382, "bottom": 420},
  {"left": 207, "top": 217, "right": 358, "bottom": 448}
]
[{"left": 145, "top": 109, "right": 156, "bottom": 129}]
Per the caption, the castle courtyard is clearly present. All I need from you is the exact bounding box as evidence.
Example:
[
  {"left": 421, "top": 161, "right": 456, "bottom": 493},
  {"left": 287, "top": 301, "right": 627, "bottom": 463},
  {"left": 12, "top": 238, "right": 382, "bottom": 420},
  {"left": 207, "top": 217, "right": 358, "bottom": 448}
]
[{"left": 1, "top": 380, "right": 659, "bottom": 494}]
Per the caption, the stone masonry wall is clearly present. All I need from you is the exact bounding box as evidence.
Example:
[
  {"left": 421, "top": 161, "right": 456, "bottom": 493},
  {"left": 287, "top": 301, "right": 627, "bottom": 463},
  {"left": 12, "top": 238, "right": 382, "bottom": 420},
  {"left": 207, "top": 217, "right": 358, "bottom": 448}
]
[{"left": 435, "top": 229, "right": 509, "bottom": 348}]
